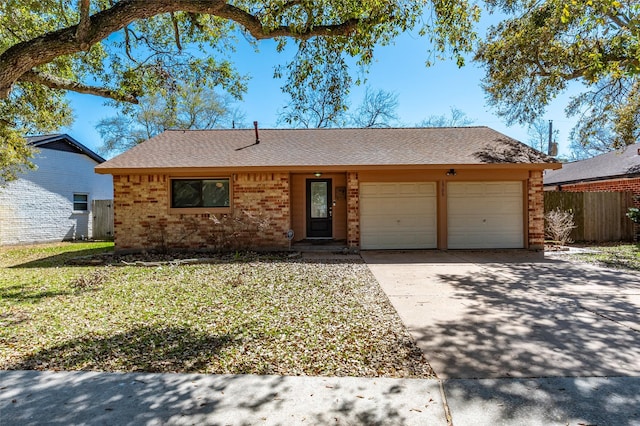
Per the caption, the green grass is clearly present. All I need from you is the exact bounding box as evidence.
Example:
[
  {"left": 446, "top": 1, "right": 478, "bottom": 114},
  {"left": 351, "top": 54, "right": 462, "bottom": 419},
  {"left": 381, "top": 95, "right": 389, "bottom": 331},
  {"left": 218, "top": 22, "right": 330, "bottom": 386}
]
[
  {"left": 0, "top": 241, "right": 113, "bottom": 268},
  {"left": 0, "top": 243, "right": 431, "bottom": 378},
  {"left": 570, "top": 243, "right": 640, "bottom": 271}
]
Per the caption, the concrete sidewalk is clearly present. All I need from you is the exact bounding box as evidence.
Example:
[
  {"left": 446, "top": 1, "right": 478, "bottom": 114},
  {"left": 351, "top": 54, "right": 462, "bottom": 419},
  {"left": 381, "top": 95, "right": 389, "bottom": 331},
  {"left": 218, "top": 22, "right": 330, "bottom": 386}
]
[
  {"left": 0, "top": 371, "right": 447, "bottom": 425},
  {"left": 2, "top": 371, "right": 640, "bottom": 425}
]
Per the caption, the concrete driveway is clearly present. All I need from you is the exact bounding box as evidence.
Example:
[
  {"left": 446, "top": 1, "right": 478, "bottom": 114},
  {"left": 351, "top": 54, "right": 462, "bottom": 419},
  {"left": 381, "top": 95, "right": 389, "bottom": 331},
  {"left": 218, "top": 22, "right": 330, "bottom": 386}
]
[{"left": 361, "top": 250, "right": 640, "bottom": 380}]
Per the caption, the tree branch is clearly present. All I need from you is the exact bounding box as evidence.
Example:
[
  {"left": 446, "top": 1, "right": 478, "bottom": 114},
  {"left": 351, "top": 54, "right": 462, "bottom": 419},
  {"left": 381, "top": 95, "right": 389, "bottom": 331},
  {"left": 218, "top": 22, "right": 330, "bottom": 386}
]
[
  {"left": 76, "top": 0, "right": 92, "bottom": 49},
  {"left": 1, "top": 118, "right": 16, "bottom": 127},
  {"left": 0, "top": 0, "right": 364, "bottom": 100},
  {"left": 123, "top": 26, "right": 138, "bottom": 62},
  {"left": 170, "top": 12, "right": 183, "bottom": 51},
  {"left": 19, "top": 70, "right": 139, "bottom": 103}
]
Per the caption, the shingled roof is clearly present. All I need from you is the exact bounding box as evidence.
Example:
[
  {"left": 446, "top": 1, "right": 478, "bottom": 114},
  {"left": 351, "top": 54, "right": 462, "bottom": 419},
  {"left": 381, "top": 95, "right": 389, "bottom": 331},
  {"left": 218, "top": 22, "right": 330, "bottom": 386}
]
[
  {"left": 544, "top": 143, "right": 640, "bottom": 185},
  {"left": 27, "top": 134, "right": 105, "bottom": 163},
  {"left": 96, "top": 127, "right": 558, "bottom": 173}
]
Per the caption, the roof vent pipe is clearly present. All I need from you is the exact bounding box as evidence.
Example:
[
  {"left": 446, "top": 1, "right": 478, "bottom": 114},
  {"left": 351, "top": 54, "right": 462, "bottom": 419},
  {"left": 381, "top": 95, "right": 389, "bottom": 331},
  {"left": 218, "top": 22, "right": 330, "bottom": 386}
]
[{"left": 253, "top": 121, "right": 260, "bottom": 145}]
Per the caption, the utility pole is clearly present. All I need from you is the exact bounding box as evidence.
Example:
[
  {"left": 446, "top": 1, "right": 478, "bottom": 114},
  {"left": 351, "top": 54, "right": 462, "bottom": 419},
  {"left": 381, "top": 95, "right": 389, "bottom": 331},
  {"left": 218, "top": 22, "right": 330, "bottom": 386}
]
[{"left": 548, "top": 120, "right": 558, "bottom": 156}]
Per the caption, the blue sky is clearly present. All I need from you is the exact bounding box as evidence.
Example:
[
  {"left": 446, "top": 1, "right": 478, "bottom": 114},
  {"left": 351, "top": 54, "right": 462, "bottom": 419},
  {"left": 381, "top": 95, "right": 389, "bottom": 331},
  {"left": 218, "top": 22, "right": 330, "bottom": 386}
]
[{"left": 62, "top": 15, "right": 579, "bottom": 159}]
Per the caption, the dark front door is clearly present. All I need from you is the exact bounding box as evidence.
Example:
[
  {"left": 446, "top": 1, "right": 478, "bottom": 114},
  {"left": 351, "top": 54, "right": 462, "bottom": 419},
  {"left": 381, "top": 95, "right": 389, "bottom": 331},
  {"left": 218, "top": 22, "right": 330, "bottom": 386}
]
[{"left": 306, "top": 179, "right": 332, "bottom": 238}]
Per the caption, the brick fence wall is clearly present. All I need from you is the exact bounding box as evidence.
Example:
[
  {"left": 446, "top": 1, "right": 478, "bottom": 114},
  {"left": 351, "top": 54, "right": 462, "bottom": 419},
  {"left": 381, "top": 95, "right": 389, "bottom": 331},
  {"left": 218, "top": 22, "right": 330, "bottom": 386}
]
[
  {"left": 113, "top": 173, "right": 290, "bottom": 252},
  {"left": 528, "top": 170, "right": 545, "bottom": 249},
  {"left": 554, "top": 177, "right": 640, "bottom": 207},
  {"left": 346, "top": 172, "right": 360, "bottom": 248}
]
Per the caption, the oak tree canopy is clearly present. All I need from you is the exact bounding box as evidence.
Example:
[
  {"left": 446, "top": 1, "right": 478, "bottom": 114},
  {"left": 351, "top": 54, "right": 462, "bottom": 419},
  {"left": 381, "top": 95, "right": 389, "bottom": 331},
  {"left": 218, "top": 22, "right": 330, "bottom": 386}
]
[
  {"left": 4, "top": 0, "right": 640, "bottom": 182},
  {"left": 476, "top": 0, "right": 640, "bottom": 152},
  {"left": 0, "top": 0, "right": 478, "bottom": 182}
]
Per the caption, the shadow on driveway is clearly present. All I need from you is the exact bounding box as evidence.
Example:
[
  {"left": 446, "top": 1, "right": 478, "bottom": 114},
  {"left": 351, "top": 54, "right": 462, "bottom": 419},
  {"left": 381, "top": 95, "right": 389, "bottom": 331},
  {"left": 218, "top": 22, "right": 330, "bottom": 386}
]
[
  {"left": 445, "top": 376, "right": 640, "bottom": 425},
  {"left": 362, "top": 250, "right": 640, "bottom": 379},
  {"left": 363, "top": 250, "right": 640, "bottom": 424}
]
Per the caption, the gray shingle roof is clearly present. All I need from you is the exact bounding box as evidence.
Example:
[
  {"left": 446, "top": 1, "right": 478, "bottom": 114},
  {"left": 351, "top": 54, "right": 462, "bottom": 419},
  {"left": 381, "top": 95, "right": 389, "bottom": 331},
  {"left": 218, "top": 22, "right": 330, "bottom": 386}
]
[
  {"left": 544, "top": 143, "right": 640, "bottom": 185},
  {"left": 25, "top": 134, "right": 65, "bottom": 144},
  {"left": 27, "top": 134, "right": 105, "bottom": 163},
  {"left": 96, "top": 127, "right": 558, "bottom": 172}
]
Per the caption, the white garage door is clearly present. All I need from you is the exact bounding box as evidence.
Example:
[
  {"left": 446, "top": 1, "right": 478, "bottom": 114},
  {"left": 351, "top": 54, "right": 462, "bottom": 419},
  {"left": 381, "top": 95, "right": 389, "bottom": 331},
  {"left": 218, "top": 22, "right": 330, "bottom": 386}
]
[
  {"left": 448, "top": 182, "right": 524, "bottom": 249},
  {"left": 360, "top": 182, "right": 437, "bottom": 249}
]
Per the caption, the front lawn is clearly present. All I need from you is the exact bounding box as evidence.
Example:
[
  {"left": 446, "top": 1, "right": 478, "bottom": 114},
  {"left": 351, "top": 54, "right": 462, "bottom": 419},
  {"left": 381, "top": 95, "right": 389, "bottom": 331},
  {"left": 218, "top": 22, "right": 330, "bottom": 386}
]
[
  {"left": 569, "top": 243, "right": 640, "bottom": 271},
  {"left": 0, "top": 243, "right": 431, "bottom": 377}
]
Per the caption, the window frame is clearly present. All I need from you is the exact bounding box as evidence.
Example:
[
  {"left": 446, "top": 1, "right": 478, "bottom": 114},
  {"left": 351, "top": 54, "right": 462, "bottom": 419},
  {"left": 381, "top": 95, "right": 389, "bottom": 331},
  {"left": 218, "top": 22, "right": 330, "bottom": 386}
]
[
  {"left": 169, "top": 177, "right": 232, "bottom": 214},
  {"left": 72, "top": 193, "right": 89, "bottom": 213}
]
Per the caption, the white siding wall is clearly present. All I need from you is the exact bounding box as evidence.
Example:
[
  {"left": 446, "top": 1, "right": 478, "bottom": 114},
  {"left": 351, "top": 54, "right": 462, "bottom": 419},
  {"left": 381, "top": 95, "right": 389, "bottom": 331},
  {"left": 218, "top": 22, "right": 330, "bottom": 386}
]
[{"left": 0, "top": 148, "right": 113, "bottom": 245}]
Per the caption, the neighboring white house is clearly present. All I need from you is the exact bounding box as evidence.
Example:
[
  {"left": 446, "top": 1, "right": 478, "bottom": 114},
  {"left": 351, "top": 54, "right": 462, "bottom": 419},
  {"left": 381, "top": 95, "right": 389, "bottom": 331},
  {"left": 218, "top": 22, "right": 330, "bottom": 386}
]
[{"left": 0, "top": 134, "right": 113, "bottom": 245}]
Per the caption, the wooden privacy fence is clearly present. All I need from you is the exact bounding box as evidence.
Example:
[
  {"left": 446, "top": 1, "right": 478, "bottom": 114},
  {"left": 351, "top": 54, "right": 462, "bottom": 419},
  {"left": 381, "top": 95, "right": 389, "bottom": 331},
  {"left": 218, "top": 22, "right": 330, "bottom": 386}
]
[
  {"left": 92, "top": 199, "right": 114, "bottom": 240},
  {"left": 544, "top": 191, "right": 635, "bottom": 242}
]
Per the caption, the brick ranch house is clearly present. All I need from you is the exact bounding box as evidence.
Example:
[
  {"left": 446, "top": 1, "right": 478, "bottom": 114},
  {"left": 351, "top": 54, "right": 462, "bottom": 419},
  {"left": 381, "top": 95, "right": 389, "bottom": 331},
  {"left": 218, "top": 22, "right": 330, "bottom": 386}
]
[
  {"left": 544, "top": 142, "right": 640, "bottom": 208},
  {"left": 95, "top": 127, "right": 560, "bottom": 252}
]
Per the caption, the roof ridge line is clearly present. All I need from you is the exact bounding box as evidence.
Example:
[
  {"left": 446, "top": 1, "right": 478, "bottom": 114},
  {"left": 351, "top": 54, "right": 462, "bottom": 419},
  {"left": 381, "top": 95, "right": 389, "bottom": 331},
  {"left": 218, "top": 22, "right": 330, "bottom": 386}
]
[{"left": 163, "top": 126, "right": 491, "bottom": 132}]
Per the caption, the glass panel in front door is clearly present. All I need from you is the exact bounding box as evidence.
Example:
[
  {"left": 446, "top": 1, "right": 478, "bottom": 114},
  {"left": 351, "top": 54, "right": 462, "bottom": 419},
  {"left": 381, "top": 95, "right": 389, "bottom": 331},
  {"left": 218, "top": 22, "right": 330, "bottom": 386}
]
[{"left": 310, "top": 182, "right": 328, "bottom": 218}]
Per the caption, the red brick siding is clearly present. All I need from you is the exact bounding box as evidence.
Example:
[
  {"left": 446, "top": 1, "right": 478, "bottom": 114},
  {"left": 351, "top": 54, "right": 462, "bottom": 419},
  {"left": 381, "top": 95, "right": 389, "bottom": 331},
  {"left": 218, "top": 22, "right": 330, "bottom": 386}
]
[
  {"left": 347, "top": 172, "right": 360, "bottom": 248},
  {"left": 528, "top": 170, "right": 545, "bottom": 249},
  {"left": 555, "top": 177, "right": 640, "bottom": 208},
  {"left": 112, "top": 173, "right": 290, "bottom": 252}
]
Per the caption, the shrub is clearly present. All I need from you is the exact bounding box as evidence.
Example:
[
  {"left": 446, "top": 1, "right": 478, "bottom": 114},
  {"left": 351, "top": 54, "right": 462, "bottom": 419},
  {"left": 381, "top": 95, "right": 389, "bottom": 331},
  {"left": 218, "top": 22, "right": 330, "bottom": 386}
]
[
  {"left": 208, "top": 208, "right": 272, "bottom": 250},
  {"left": 627, "top": 207, "right": 640, "bottom": 224},
  {"left": 545, "top": 208, "right": 577, "bottom": 246}
]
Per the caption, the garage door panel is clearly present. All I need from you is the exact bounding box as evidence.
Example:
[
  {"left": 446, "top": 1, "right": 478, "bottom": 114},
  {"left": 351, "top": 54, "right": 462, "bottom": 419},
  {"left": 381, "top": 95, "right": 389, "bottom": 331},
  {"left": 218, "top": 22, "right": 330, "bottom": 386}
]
[
  {"left": 448, "top": 182, "right": 524, "bottom": 249},
  {"left": 364, "top": 216, "right": 436, "bottom": 229},
  {"left": 448, "top": 215, "right": 520, "bottom": 227},
  {"left": 448, "top": 205, "right": 523, "bottom": 220},
  {"left": 365, "top": 230, "right": 437, "bottom": 250},
  {"left": 369, "top": 216, "right": 437, "bottom": 229},
  {"left": 362, "top": 183, "right": 436, "bottom": 198},
  {"left": 360, "top": 182, "right": 437, "bottom": 250},
  {"left": 400, "top": 183, "right": 435, "bottom": 195},
  {"left": 362, "top": 200, "right": 436, "bottom": 228},
  {"left": 448, "top": 182, "right": 522, "bottom": 196},
  {"left": 364, "top": 196, "right": 432, "bottom": 210},
  {"left": 363, "top": 198, "right": 435, "bottom": 216},
  {"left": 448, "top": 233, "right": 523, "bottom": 249}
]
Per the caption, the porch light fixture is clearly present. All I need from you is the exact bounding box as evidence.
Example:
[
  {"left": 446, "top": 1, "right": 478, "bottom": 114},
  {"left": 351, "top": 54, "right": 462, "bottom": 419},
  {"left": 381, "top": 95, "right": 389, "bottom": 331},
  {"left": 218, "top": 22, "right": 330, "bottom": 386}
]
[
  {"left": 314, "top": 172, "right": 322, "bottom": 177},
  {"left": 446, "top": 168, "right": 457, "bottom": 176}
]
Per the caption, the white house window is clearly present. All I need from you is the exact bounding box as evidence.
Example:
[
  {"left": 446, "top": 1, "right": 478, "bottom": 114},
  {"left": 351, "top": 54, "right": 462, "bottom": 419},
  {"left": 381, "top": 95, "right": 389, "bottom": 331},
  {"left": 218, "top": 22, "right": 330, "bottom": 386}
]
[
  {"left": 171, "top": 179, "right": 230, "bottom": 208},
  {"left": 73, "top": 193, "right": 89, "bottom": 211}
]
